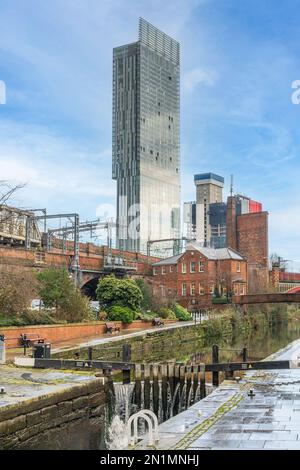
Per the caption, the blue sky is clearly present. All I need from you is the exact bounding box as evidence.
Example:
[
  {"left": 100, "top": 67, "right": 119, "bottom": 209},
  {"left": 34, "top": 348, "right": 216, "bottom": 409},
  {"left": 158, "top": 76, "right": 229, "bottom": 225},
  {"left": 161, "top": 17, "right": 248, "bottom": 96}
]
[{"left": 0, "top": 0, "right": 300, "bottom": 268}]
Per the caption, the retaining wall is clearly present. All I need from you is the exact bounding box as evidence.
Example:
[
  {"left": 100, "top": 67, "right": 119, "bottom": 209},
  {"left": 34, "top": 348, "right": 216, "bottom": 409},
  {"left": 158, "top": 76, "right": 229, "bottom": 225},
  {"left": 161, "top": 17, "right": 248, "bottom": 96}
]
[
  {"left": 1, "top": 320, "right": 176, "bottom": 348},
  {"left": 0, "top": 377, "right": 109, "bottom": 450}
]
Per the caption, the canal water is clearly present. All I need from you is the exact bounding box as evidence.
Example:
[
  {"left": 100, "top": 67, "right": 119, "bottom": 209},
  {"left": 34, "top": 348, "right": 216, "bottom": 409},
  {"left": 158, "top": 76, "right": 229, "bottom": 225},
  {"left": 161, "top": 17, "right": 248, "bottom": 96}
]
[{"left": 107, "top": 321, "right": 300, "bottom": 449}]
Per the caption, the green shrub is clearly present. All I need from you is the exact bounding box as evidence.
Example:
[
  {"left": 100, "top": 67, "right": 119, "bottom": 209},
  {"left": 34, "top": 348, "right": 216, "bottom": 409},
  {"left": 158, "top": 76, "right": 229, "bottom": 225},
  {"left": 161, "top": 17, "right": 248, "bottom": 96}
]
[
  {"left": 136, "top": 311, "right": 156, "bottom": 322},
  {"left": 201, "top": 315, "right": 233, "bottom": 342},
  {"left": 212, "top": 297, "right": 228, "bottom": 304},
  {"left": 171, "top": 303, "right": 191, "bottom": 321},
  {"left": 96, "top": 275, "right": 143, "bottom": 311},
  {"left": 0, "top": 310, "right": 60, "bottom": 326},
  {"left": 98, "top": 311, "right": 108, "bottom": 321},
  {"left": 135, "top": 278, "right": 153, "bottom": 311},
  {"left": 158, "top": 307, "right": 177, "bottom": 320},
  {"left": 107, "top": 306, "right": 136, "bottom": 324}
]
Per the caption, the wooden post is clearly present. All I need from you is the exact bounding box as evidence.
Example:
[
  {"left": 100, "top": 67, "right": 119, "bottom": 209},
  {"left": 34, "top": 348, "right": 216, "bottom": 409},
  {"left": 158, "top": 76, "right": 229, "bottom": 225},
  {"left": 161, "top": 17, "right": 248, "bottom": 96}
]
[
  {"left": 135, "top": 364, "right": 142, "bottom": 409},
  {"left": 161, "top": 364, "right": 168, "bottom": 421},
  {"left": 144, "top": 364, "right": 151, "bottom": 409},
  {"left": 225, "top": 369, "right": 234, "bottom": 380},
  {"left": 186, "top": 365, "right": 192, "bottom": 408},
  {"left": 168, "top": 363, "right": 175, "bottom": 395},
  {"left": 122, "top": 344, "right": 131, "bottom": 362},
  {"left": 199, "top": 363, "right": 206, "bottom": 399},
  {"left": 88, "top": 347, "right": 93, "bottom": 361},
  {"left": 242, "top": 347, "right": 247, "bottom": 362},
  {"left": 152, "top": 363, "right": 159, "bottom": 416},
  {"left": 212, "top": 344, "right": 219, "bottom": 387},
  {"left": 122, "top": 368, "right": 131, "bottom": 384}
]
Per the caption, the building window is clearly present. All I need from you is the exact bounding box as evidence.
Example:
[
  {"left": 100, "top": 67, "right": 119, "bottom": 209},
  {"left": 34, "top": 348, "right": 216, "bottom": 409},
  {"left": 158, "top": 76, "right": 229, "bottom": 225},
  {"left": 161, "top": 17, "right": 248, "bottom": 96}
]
[
  {"left": 153, "top": 267, "right": 157, "bottom": 276},
  {"left": 199, "top": 261, "right": 204, "bottom": 272},
  {"left": 199, "top": 284, "right": 205, "bottom": 295},
  {"left": 162, "top": 266, "right": 166, "bottom": 275},
  {"left": 190, "top": 283, "right": 195, "bottom": 296},
  {"left": 240, "top": 285, "right": 245, "bottom": 295},
  {"left": 209, "top": 285, "right": 214, "bottom": 295},
  {"left": 182, "top": 283, "right": 187, "bottom": 296},
  {"left": 182, "top": 262, "right": 187, "bottom": 274},
  {"left": 237, "top": 262, "right": 241, "bottom": 273},
  {"left": 170, "top": 265, "right": 174, "bottom": 273},
  {"left": 190, "top": 261, "right": 196, "bottom": 273}
]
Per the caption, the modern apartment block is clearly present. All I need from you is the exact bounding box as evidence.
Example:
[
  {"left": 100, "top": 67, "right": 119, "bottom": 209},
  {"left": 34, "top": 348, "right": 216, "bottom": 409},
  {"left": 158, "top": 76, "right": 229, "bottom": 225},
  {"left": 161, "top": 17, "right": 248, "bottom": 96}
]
[
  {"left": 183, "top": 201, "right": 197, "bottom": 240},
  {"left": 112, "top": 18, "right": 181, "bottom": 253},
  {"left": 194, "top": 173, "right": 224, "bottom": 247}
]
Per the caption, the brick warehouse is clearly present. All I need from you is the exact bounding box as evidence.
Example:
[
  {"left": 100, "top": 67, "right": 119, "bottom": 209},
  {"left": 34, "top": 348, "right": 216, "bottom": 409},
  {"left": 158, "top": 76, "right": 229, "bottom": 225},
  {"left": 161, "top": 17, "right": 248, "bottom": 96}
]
[
  {"left": 151, "top": 243, "right": 247, "bottom": 311},
  {"left": 226, "top": 196, "right": 269, "bottom": 292}
]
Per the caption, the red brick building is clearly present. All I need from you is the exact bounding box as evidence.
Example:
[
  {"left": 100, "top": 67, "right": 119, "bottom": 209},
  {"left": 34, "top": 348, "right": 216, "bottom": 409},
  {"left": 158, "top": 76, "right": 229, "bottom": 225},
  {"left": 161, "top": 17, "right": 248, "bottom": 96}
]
[{"left": 151, "top": 243, "right": 247, "bottom": 311}]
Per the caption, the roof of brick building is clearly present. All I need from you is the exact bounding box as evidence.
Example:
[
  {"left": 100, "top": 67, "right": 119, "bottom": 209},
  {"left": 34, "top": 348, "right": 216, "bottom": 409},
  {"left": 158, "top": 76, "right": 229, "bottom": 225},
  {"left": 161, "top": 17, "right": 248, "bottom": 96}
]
[{"left": 152, "top": 243, "right": 245, "bottom": 266}]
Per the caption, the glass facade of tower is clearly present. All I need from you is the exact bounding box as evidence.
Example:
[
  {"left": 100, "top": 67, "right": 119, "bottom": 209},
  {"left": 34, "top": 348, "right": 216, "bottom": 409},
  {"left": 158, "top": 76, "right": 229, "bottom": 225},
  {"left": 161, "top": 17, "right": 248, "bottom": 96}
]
[{"left": 112, "top": 18, "right": 181, "bottom": 253}]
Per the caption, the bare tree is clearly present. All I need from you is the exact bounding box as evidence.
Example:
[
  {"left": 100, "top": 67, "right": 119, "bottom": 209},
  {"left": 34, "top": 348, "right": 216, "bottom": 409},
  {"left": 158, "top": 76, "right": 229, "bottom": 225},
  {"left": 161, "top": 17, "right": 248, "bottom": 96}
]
[{"left": 0, "top": 180, "right": 26, "bottom": 221}]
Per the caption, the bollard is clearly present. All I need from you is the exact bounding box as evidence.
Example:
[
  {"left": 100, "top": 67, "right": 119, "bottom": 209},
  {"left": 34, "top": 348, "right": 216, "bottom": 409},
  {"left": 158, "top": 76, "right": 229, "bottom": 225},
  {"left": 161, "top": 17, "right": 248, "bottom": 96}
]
[
  {"left": 212, "top": 344, "right": 219, "bottom": 387},
  {"left": 0, "top": 334, "right": 5, "bottom": 364}
]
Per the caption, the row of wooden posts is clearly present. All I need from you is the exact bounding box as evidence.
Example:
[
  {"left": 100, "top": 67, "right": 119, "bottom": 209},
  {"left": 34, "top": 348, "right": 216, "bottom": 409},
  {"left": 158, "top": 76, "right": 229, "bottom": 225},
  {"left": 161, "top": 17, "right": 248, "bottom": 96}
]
[{"left": 88, "top": 343, "right": 248, "bottom": 388}]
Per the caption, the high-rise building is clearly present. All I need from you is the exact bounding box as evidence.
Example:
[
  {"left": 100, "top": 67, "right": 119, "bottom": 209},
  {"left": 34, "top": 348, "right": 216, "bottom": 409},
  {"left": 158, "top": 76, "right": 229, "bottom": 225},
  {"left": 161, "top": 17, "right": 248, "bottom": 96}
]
[
  {"left": 112, "top": 18, "right": 181, "bottom": 253},
  {"left": 183, "top": 201, "right": 196, "bottom": 240},
  {"left": 194, "top": 173, "right": 224, "bottom": 246}
]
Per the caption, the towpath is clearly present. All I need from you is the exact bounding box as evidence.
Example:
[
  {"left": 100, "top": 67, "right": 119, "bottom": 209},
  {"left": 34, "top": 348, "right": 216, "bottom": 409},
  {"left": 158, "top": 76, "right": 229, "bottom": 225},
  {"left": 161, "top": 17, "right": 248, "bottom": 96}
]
[{"left": 137, "top": 338, "right": 300, "bottom": 450}]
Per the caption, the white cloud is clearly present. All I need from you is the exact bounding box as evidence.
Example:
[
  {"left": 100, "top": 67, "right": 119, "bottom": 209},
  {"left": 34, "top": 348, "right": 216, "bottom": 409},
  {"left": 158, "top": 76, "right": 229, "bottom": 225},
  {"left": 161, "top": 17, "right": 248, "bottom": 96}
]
[
  {"left": 96, "top": 203, "right": 116, "bottom": 219},
  {"left": 0, "top": 120, "right": 116, "bottom": 208},
  {"left": 182, "top": 67, "right": 216, "bottom": 93}
]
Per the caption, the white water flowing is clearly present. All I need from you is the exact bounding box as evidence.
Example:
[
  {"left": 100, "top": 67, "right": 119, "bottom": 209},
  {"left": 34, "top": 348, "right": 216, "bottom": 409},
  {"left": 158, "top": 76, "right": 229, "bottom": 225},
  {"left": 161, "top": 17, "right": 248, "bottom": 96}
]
[{"left": 106, "top": 415, "right": 128, "bottom": 450}]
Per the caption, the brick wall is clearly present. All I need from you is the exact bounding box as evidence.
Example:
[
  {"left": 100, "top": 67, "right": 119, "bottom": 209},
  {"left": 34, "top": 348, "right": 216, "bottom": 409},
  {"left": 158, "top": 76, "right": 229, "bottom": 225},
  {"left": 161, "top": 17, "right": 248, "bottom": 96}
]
[
  {"left": 236, "top": 211, "right": 269, "bottom": 291},
  {"left": 0, "top": 320, "right": 176, "bottom": 348},
  {"left": 0, "top": 245, "right": 158, "bottom": 282}
]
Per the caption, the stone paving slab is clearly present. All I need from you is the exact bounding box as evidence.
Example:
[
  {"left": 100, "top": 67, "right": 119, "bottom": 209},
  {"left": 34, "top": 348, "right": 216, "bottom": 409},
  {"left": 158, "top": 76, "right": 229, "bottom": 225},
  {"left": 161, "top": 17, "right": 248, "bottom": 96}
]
[
  {"left": 136, "top": 338, "right": 300, "bottom": 450},
  {"left": 0, "top": 365, "right": 101, "bottom": 410}
]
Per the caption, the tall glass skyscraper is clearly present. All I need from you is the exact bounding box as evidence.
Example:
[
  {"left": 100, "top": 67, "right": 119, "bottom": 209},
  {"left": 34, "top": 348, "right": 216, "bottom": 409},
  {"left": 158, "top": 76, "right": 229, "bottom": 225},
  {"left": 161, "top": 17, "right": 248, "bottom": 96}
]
[{"left": 112, "top": 18, "right": 181, "bottom": 253}]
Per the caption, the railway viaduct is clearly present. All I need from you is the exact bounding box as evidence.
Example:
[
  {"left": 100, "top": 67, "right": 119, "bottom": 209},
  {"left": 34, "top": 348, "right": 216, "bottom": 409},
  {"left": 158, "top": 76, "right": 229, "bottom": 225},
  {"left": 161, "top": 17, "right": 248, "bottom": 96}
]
[{"left": 0, "top": 244, "right": 158, "bottom": 298}]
